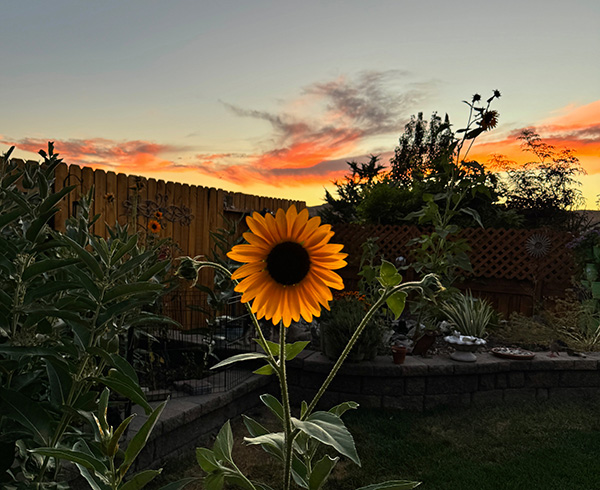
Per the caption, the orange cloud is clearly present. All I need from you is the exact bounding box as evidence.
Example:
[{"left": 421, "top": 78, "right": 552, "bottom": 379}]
[{"left": 470, "top": 100, "right": 600, "bottom": 173}]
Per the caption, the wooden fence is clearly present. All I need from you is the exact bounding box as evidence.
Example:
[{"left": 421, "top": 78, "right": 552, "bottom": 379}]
[
  {"left": 332, "top": 224, "right": 576, "bottom": 317},
  {"left": 45, "top": 162, "right": 305, "bottom": 330}
]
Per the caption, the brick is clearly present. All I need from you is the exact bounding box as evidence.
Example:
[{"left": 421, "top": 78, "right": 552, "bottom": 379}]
[
  {"left": 472, "top": 389, "right": 504, "bottom": 406},
  {"left": 496, "top": 373, "right": 508, "bottom": 389},
  {"left": 328, "top": 373, "right": 363, "bottom": 394},
  {"left": 362, "top": 376, "right": 405, "bottom": 396},
  {"left": 478, "top": 373, "right": 496, "bottom": 391},
  {"left": 503, "top": 388, "right": 537, "bottom": 404},
  {"left": 525, "top": 371, "right": 560, "bottom": 388},
  {"left": 404, "top": 377, "right": 426, "bottom": 395},
  {"left": 419, "top": 356, "right": 455, "bottom": 375},
  {"left": 401, "top": 357, "right": 429, "bottom": 376},
  {"left": 424, "top": 393, "right": 462, "bottom": 411},
  {"left": 383, "top": 394, "right": 423, "bottom": 411},
  {"left": 426, "top": 375, "right": 478, "bottom": 394},
  {"left": 559, "top": 370, "right": 600, "bottom": 387},
  {"left": 550, "top": 387, "right": 600, "bottom": 400},
  {"left": 508, "top": 371, "right": 525, "bottom": 388}
]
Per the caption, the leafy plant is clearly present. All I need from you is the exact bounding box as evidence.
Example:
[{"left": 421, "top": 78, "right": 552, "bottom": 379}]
[
  {"left": 320, "top": 292, "right": 385, "bottom": 361},
  {"left": 0, "top": 144, "right": 177, "bottom": 488},
  {"left": 30, "top": 388, "right": 191, "bottom": 490},
  {"left": 440, "top": 291, "right": 494, "bottom": 338}
]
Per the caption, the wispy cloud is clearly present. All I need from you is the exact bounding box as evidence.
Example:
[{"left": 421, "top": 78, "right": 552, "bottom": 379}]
[
  {"left": 1, "top": 137, "right": 187, "bottom": 174},
  {"left": 191, "top": 70, "right": 431, "bottom": 186}
]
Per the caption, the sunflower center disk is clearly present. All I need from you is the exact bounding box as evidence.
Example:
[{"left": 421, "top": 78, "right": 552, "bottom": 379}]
[{"left": 266, "top": 241, "right": 311, "bottom": 286}]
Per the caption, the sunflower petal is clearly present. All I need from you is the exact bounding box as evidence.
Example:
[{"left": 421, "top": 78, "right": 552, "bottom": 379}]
[
  {"left": 228, "top": 244, "right": 268, "bottom": 263},
  {"left": 231, "top": 261, "right": 266, "bottom": 280}
]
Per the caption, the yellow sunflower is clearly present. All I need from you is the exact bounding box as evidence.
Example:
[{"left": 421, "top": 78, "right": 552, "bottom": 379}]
[{"left": 227, "top": 206, "right": 347, "bottom": 327}]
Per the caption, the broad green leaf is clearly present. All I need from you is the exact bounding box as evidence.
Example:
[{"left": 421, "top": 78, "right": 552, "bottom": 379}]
[
  {"left": 61, "top": 235, "right": 104, "bottom": 280},
  {"left": 285, "top": 341, "right": 310, "bottom": 361},
  {"left": 104, "top": 283, "right": 163, "bottom": 303},
  {"left": 110, "top": 234, "right": 138, "bottom": 265},
  {"left": 242, "top": 415, "right": 270, "bottom": 438},
  {"left": 213, "top": 420, "right": 234, "bottom": 464},
  {"left": 26, "top": 209, "right": 59, "bottom": 244},
  {"left": 31, "top": 447, "right": 107, "bottom": 475},
  {"left": 204, "top": 471, "right": 225, "bottom": 490},
  {"left": 0, "top": 387, "right": 53, "bottom": 445},
  {"left": 211, "top": 352, "right": 269, "bottom": 370},
  {"left": 157, "top": 477, "right": 202, "bottom": 490},
  {"left": 89, "top": 351, "right": 140, "bottom": 385},
  {"left": 22, "top": 258, "right": 80, "bottom": 281},
  {"left": 328, "top": 401, "right": 359, "bottom": 417},
  {"left": 119, "top": 469, "right": 162, "bottom": 490},
  {"left": 459, "top": 207, "right": 483, "bottom": 228},
  {"left": 260, "top": 394, "right": 284, "bottom": 421},
  {"left": 242, "top": 415, "right": 284, "bottom": 460},
  {"left": 0, "top": 209, "right": 21, "bottom": 230},
  {"left": 196, "top": 447, "right": 220, "bottom": 473},
  {"left": 378, "top": 260, "right": 402, "bottom": 288},
  {"left": 107, "top": 414, "right": 136, "bottom": 457},
  {"left": 386, "top": 291, "right": 407, "bottom": 320},
  {"left": 39, "top": 184, "right": 76, "bottom": 215},
  {"left": 45, "top": 357, "right": 73, "bottom": 407},
  {"left": 253, "top": 364, "right": 275, "bottom": 376},
  {"left": 95, "top": 370, "right": 152, "bottom": 415},
  {"left": 120, "top": 400, "right": 167, "bottom": 477},
  {"left": 138, "top": 259, "right": 170, "bottom": 282},
  {"left": 97, "top": 388, "right": 111, "bottom": 435},
  {"left": 308, "top": 455, "right": 338, "bottom": 490},
  {"left": 291, "top": 411, "right": 360, "bottom": 465},
  {"left": 355, "top": 480, "right": 421, "bottom": 490},
  {"left": 243, "top": 432, "right": 285, "bottom": 461}
]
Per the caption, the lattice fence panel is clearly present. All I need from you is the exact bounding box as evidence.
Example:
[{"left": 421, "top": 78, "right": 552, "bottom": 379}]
[{"left": 333, "top": 224, "right": 575, "bottom": 287}]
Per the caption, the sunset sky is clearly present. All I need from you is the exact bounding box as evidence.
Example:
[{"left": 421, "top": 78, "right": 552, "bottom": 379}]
[{"left": 2, "top": 1, "right": 599, "bottom": 207}]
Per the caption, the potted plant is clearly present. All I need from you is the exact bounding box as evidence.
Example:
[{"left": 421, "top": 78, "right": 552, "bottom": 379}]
[{"left": 441, "top": 290, "right": 494, "bottom": 362}]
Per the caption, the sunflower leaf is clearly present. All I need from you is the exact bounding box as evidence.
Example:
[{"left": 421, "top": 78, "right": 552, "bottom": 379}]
[
  {"left": 211, "top": 352, "right": 269, "bottom": 370},
  {"left": 253, "top": 364, "right": 275, "bottom": 376},
  {"left": 378, "top": 260, "right": 402, "bottom": 288},
  {"left": 386, "top": 291, "right": 407, "bottom": 320},
  {"left": 291, "top": 412, "right": 360, "bottom": 465}
]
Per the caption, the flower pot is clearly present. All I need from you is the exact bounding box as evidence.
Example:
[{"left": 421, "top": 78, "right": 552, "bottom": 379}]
[
  {"left": 391, "top": 345, "right": 407, "bottom": 364},
  {"left": 444, "top": 335, "right": 486, "bottom": 362}
]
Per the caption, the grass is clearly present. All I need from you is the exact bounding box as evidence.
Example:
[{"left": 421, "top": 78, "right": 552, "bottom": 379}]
[{"left": 151, "top": 399, "right": 600, "bottom": 489}]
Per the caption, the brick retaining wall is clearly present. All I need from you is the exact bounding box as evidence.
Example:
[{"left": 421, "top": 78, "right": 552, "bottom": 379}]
[
  {"left": 286, "top": 350, "right": 600, "bottom": 412},
  {"left": 122, "top": 350, "right": 600, "bottom": 472}
]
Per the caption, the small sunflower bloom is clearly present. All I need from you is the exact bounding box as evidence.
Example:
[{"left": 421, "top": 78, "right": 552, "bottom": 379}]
[
  {"left": 148, "top": 220, "right": 161, "bottom": 233},
  {"left": 228, "top": 206, "right": 347, "bottom": 327},
  {"left": 480, "top": 110, "right": 499, "bottom": 131},
  {"left": 155, "top": 211, "right": 163, "bottom": 219}
]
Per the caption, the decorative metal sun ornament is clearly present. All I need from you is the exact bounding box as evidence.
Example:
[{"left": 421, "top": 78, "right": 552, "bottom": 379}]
[{"left": 525, "top": 233, "right": 552, "bottom": 258}]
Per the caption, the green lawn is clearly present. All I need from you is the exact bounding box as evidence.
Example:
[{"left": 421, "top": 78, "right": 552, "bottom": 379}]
[{"left": 152, "top": 399, "right": 600, "bottom": 490}]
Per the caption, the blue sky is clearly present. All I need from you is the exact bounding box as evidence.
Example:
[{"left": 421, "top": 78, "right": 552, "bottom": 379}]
[{"left": 2, "top": 0, "right": 599, "bottom": 205}]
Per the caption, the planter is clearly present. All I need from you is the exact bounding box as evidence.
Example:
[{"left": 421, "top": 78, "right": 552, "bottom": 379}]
[
  {"left": 444, "top": 335, "right": 486, "bottom": 362},
  {"left": 391, "top": 345, "right": 407, "bottom": 364}
]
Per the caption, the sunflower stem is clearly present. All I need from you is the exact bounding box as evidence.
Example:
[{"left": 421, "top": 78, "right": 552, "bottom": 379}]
[
  {"left": 303, "top": 276, "right": 437, "bottom": 419},
  {"left": 278, "top": 321, "right": 294, "bottom": 490}
]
